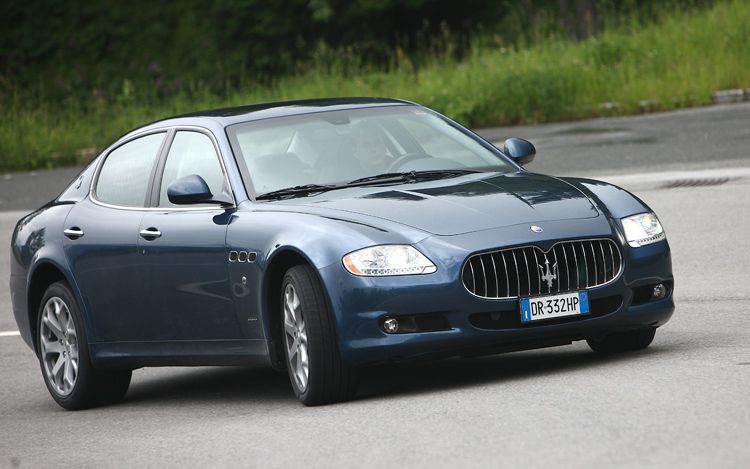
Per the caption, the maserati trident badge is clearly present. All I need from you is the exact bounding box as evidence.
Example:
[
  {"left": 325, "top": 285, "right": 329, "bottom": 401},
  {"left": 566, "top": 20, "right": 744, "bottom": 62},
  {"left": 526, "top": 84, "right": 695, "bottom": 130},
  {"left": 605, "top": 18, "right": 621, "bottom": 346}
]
[
  {"left": 539, "top": 255, "right": 558, "bottom": 291},
  {"left": 531, "top": 225, "right": 543, "bottom": 233}
]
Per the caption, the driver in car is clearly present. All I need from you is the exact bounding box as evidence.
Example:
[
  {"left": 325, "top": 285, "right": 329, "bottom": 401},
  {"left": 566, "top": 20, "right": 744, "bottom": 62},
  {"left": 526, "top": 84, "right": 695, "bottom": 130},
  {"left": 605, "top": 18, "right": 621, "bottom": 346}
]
[{"left": 353, "top": 124, "right": 392, "bottom": 173}]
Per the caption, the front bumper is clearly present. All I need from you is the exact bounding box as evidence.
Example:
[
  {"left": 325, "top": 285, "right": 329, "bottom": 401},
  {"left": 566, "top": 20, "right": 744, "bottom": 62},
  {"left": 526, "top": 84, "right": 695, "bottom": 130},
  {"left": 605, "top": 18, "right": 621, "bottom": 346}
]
[{"left": 320, "top": 230, "right": 674, "bottom": 366}]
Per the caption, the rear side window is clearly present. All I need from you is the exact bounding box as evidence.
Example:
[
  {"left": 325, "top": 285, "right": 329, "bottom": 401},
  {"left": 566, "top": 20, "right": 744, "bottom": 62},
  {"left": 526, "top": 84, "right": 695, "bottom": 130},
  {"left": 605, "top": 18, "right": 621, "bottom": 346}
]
[{"left": 95, "top": 133, "right": 165, "bottom": 207}]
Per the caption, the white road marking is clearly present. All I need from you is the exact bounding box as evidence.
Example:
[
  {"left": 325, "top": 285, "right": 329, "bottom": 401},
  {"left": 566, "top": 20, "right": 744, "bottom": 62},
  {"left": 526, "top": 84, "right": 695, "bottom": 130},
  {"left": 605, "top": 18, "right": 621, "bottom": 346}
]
[{"left": 0, "top": 331, "right": 21, "bottom": 337}]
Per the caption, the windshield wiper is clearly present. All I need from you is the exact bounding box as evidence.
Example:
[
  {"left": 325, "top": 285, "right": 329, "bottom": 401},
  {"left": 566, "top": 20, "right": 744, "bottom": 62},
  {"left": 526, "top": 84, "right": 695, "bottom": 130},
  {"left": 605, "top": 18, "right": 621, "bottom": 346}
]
[
  {"left": 410, "top": 169, "right": 482, "bottom": 180},
  {"left": 256, "top": 184, "right": 337, "bottom": 200},
  {"left": 257, "top": 170, "right": 483, "bottom": 200},
  {"left": 346, "top": 172, "right": 416, "bottom": 185},
  {"left": 346, "top": 169, "right": 480, "bottom": 186}
]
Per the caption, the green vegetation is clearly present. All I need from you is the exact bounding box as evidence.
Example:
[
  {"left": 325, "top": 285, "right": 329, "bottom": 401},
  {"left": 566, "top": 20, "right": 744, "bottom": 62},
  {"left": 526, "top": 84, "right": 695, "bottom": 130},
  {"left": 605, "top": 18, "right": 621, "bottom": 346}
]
[{"left": 1, "top": 0, "right": 748, "bottom": 171}]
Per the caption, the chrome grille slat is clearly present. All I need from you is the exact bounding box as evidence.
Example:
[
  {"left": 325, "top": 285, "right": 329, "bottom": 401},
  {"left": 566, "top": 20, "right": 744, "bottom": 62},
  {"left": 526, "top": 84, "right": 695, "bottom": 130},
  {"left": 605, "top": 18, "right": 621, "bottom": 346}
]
[
  {"left": 581, "top": 243, "right": 589, "bottom": 286},
  {"left": 571, "top": 242, "right": 580, "bottom": 290},
  {"left": 511, "top": 251, "right": 520, "bottom": 298},
  {"left": 561, "top": 243, "right": 570, "bottom": 291},
  {"left": 490, "top": 254, "right": 500, "bottom": 296},
  {"left": 532, "top": 248, "right": 541, "bottom": 295},
  {"left": 590, "top": 241, "right": 598, "bottom": 283},
  {"left": 468, "top": 259, "right": 477, "bottom": 293},
  {"left": 522, "top": 249, "right": 531, "bottom": 297},
  {"left": 551, "top": 246, "right": 560, "bottom": 293},
  {"left": 501, "top": 252, "right": 509, "bottom": 298},
  {"left": 478, "top": 256, "right": 488, "bottom": 297},
  {"left": 593, "top": 244, "right": 598, "bottom": 281},
  {"left": 462, "top": 238, "right": 622, "bottom": 299}
]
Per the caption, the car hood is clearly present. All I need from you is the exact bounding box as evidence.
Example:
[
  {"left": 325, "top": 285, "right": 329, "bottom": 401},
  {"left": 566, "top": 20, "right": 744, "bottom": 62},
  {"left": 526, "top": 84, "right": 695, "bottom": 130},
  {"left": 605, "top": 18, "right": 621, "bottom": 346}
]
[{"left": 274, "top": 172, "right": 600, "bottom": 236}]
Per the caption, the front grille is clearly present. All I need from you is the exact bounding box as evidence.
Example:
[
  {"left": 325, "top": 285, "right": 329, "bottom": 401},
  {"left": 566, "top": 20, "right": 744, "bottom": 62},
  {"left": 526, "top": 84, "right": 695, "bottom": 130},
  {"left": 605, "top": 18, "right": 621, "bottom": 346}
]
[{"left": 462, "top": 239, "right": 622, "bottom": 299}]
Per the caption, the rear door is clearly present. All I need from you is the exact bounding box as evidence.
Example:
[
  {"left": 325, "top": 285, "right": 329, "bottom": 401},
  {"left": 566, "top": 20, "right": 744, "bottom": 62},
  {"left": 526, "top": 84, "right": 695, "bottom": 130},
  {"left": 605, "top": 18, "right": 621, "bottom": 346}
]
[
  {"left": 63, "top": 131, "right": 166, "bottom": 342},
  {"left": 137, "top": 129, "right": 239, "bottom": 341}
]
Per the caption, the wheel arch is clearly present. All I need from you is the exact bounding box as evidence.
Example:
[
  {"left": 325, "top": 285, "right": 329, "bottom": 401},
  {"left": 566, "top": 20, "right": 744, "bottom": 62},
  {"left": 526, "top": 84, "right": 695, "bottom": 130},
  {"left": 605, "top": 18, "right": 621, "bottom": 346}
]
[
  {"left": 261, "top": 247, "right": 331, "bottom": 370},
  {"left": 26, "top": 261, "right": 79, "bottom": 354}
]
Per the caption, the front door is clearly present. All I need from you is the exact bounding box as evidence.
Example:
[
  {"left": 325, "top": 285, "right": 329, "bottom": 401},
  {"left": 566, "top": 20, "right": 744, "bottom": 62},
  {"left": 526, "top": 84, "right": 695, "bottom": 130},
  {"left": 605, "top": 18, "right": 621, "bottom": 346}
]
[{"left": 137, "top": 130, "right": 239, "bottom": 341}]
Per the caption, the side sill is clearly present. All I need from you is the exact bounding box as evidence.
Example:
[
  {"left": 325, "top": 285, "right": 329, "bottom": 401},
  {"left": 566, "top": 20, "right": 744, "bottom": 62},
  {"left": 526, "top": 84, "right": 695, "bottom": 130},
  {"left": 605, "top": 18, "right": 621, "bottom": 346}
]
[{"left": 89, "top": 339, "right": 270, "bottom": 369}]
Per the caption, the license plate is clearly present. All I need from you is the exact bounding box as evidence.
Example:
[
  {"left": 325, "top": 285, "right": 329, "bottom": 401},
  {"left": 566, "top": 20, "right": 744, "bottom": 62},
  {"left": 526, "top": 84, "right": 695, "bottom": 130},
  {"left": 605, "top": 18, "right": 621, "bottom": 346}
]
[{"left": 520, "top": 291, "right": 590, "bottom": 323}]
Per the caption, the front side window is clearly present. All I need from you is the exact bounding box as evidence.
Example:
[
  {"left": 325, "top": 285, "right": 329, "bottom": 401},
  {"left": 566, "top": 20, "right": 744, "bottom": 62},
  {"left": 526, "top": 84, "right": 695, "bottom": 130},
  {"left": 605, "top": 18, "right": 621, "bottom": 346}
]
[
  {"left": 95, "top": 132, "right": 165, "bottom": 207},
  {"left": 158, "top": 131, "right": 227, "bottom": 207},
  {"left": 226, "top": 106, "right": 513, "bottom": 195}
]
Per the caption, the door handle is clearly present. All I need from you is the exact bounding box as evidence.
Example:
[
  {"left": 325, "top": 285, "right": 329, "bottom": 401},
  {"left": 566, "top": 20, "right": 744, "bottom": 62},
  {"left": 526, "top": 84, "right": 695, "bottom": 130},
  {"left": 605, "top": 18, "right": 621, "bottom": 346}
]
[
  {"left": 63, "top": 227, "right": 84, "bottom": 240},
  {"left": 139, "top": 227, "right": 162, "bottom": 240}
]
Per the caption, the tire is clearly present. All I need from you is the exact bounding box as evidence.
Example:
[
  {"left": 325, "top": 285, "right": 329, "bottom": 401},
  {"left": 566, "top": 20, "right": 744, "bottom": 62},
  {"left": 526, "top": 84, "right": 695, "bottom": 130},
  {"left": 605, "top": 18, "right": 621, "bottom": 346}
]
[
  {"left": 36, "top": 281, "right": 131, "bottom": 410},
  {"left": 281, "top": 265, "right": 358, "bottom": 405},
  {"left": 587, "top": 327, "right": 657, "bottom": 354}
]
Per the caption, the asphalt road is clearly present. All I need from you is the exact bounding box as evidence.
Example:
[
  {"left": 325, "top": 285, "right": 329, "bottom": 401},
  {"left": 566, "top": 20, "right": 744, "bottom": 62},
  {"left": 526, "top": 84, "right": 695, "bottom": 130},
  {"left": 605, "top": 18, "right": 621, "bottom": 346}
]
[{"left": 1, "top": 103, "right": 749, "bottom": 468}]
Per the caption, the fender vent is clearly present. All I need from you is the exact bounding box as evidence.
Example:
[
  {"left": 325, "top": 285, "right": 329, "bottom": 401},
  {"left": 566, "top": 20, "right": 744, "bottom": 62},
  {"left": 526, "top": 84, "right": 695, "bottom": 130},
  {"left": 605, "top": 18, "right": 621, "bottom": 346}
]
[{"left": 662, "top": 177, "right": 731, "bottom": 189}]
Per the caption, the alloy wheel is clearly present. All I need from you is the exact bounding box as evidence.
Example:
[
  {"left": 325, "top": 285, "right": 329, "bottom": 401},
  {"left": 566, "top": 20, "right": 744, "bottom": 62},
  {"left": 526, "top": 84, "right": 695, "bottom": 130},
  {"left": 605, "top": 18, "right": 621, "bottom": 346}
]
[
  {"left": 283, "top": 283, "right": 309, "bottom": 391},
  {"left": 39, "top": 296, "right": 79, "bottom": 396}
]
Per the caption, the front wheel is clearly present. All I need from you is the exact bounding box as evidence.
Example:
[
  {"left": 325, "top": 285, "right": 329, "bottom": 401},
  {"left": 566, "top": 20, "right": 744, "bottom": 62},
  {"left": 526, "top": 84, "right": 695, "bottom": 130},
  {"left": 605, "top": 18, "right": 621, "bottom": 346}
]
[
  {"left": 587, "top": 328, "right": 656, "bottom": 354},
  {"left": 37, "top": 281, "right": 131, "bottom": 410},
  {"left": 281, "top": 265, "right": 358, "bottom": 405}
]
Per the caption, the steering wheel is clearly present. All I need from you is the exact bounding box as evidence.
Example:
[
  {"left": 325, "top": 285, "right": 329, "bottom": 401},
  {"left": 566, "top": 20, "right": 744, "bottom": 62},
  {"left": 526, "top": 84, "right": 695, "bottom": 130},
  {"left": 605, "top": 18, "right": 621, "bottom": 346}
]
[{"left": 387, "top": 152, "right": 431, "bottom": 171}]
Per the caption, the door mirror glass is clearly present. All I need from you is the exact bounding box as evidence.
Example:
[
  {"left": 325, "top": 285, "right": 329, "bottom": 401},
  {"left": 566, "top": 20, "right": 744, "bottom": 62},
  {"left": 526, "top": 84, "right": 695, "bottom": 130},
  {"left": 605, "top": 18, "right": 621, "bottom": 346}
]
[{"left": 503, "top": 138, "right": 536, "bottom": 166}]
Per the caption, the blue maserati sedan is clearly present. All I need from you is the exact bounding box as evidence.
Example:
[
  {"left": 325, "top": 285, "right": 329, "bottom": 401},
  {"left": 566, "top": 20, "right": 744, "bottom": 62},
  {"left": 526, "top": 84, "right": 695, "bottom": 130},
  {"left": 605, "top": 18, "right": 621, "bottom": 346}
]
[{"left": 9, "top": 98, "right": 674, "bottom": 408}]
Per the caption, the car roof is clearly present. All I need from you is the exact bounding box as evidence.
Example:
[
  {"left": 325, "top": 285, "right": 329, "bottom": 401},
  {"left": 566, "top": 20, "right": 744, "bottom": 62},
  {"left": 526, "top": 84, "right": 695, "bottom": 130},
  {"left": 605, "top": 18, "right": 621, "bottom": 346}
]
[
  {"left": 113, "top": 97, "right": 417, "bottom": 150},
  {"left": 149, "top": 97, "right": 413, "bottom": 129}
]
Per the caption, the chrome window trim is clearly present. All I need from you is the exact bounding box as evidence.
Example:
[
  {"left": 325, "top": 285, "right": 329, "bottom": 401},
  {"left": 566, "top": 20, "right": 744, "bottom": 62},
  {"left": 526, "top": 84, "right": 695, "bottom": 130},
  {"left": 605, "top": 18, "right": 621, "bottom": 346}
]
[
  {"left": 461, "top": 237, "right": 624, "bottom": 300},
  {"left": 89, "top": 125, "right": 237, "bottom": 212}
]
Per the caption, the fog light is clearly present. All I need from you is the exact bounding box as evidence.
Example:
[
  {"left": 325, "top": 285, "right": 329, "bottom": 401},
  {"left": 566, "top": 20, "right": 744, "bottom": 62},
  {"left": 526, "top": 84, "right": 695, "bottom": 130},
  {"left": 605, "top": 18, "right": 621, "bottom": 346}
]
[
  {"left": 383, "top": 318, "right": 399, "bottom": 333},
  {"left": 652, "top": 283, "right": 666, "bottom": 299}
]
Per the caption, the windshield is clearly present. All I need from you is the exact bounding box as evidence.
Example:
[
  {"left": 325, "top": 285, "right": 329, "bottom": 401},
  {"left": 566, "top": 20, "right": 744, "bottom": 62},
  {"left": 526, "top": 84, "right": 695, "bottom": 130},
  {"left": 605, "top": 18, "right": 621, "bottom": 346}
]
[{"left": 226, "top": 105, "right": 514, "bottom": 196}]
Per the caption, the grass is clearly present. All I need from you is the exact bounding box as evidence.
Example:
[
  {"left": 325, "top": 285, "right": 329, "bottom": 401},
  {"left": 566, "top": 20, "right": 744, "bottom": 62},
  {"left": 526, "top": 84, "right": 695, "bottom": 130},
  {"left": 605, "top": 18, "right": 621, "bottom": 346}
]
[{"left": 1, "top": 0, "right": 749, "bottom": 171}]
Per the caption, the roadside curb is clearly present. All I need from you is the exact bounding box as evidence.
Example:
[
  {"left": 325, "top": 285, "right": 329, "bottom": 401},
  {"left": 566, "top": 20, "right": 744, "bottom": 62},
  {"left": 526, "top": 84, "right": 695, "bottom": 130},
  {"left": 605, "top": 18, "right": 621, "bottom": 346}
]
[{"left": 712, "top": 89, "right": 750, "bottom": 105}]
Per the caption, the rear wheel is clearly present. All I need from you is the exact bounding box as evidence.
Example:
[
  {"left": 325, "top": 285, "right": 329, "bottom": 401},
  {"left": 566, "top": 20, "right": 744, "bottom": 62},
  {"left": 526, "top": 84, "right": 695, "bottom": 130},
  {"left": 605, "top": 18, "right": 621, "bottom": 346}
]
[
  {"left": 281, "top": 265, "right": 358, "bottom": 405},
  {"left": 587, "top": 328, "right": 656, "bottom": 354},
  {"left": 37, "top": 282, "right": 131, "bottom": 410}
]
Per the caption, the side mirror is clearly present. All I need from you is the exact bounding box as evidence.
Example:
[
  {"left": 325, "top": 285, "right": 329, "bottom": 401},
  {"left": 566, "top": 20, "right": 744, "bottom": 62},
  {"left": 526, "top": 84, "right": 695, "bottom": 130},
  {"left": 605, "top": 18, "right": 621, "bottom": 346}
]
[
  {"left": 167, "top": 174, "right": 231, "bottom": 206},
  {"left": 503, "top": 138, "right": 536, "bottom": 166}
]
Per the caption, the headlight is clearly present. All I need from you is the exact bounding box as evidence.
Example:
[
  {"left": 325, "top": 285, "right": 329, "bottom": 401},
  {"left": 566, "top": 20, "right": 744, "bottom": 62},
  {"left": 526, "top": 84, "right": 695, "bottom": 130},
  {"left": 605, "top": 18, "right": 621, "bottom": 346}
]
[
  {"left": 621, "top": 212, "right": 665, "bottom": 247},
  {"left": 343, "top": 245, "right": 437, "bottom": 276}
]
